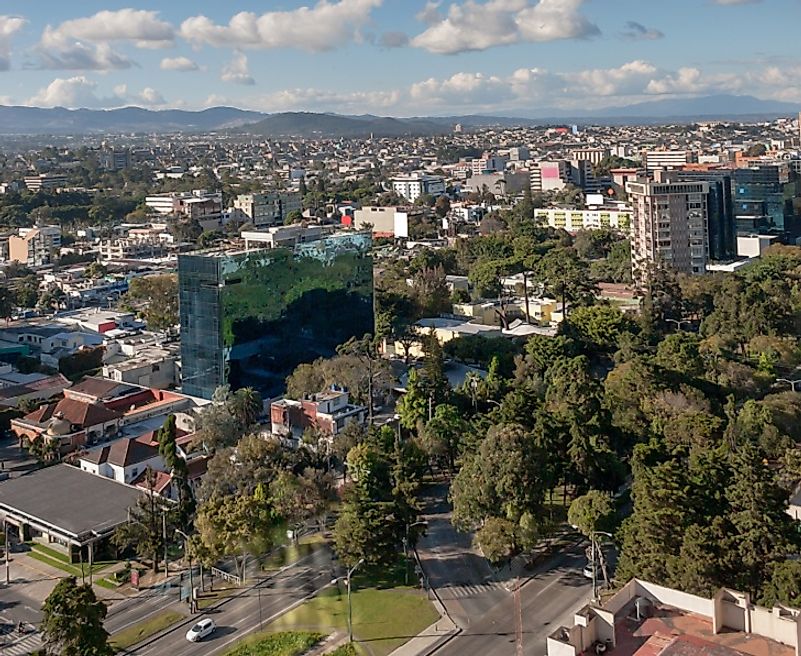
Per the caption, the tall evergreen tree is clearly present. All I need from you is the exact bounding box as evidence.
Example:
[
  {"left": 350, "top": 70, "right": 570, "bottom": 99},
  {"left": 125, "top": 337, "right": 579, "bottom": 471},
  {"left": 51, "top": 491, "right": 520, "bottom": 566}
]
[{"left": 41, "top": 577, "right": 113, "bottom": 656}]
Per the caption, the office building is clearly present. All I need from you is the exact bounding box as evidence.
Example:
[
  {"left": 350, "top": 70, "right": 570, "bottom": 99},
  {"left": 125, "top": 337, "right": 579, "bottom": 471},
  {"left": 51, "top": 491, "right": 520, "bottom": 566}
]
[
  {"left": 8, "top": 226, "right": 62, "bottom": 266},
  {"left": 732, "top": 163, "right": 799, "bottom": 233},
  {"left": 179, "top": 229, "right": 373, "bottom": 400},
  {"left": 471, "top": 154, "right": 508, "bottom": 176},
  {"left": 232, "top": 192, "right": 302, "bottom": 228},
  {"left": 23, "top": 173, "right": 68, "bottom": 192},
  {"left": 530, "top": 161, "right": 569, "bottom": 193},
  {"left": 99, "top": 149, "right": 130, "bottom": 172},
  {"left": 509, "top": 147, "right": 530, "bottom": 162},
  {"left": 391, "top": 173, "right": 446, "bottom": 202},
  {"left": 644, "top": 150, "right": 696, "bottom": 171},
  {"left": 145, "top": 190, "right": 223, "bottom": 230},
  {"left": 674, "top": 170, "right": 737, "bottom": 261},
  {"left": 567, "top": 159, "right": 600, "bottom": 192},
  {"left": 570, "top": 148, "right": 609, "bottom": 165},
  {"left": 627, "top": 173, "right": 710, "bottom": 283}
]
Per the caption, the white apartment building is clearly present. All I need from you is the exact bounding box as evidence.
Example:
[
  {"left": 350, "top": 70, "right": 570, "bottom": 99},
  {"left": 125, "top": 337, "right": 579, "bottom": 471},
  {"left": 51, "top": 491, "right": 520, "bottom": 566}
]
[
  {"left": 627, "top": 173, "right": 710, "bottom": 284},
  {"left": 23, "top": 173, "right": 68, "bottom": 192},
  {"left": 7, "top": 226, "right": 62, "bottom": 266},
  {"left": 391, "top": 173, "right": 446, "bottom": 202},
  {"left": 570, "top": 148, "right": 610, "bottom": 165},
  {"left": 144, "top": 190, "right": 223, "bottom": 230},
  {"left": 644, "top": 150, "right": 697, "bottom": 171},
  {"left": 471, "top": 154, "right": 508, "bottom": 175},
  {"left": 534, "top": 207, "right": 632, "bottom": 233},
  {"left": 530, "top": 161, "right": 569, "bottom": 193},
  {"left": 232, "top": 192, "right": 303, "bottom": 227}
]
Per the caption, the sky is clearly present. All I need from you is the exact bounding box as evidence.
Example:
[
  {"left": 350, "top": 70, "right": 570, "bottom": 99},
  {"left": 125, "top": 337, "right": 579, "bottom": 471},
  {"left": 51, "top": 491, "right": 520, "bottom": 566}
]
[{"left": 0, "top": 0, "right": 799, "bottom": 116}]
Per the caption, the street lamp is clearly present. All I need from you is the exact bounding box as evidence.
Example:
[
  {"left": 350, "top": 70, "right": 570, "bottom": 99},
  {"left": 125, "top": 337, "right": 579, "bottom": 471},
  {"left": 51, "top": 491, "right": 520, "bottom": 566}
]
[
  {"left": 402, "top": 521, "right": 428, "bottom": 585},
  {"left": 665, "top": 318, "right": 692, "bottom": 331},
  {"left": 175, "top": 529, "right": 195, "bottom": 612},
  {"left": 331, "top": 558, "right": 365, "bottom": 642},
  {"left": 777, "top": 378, "right": 801, "bottom": 393}
]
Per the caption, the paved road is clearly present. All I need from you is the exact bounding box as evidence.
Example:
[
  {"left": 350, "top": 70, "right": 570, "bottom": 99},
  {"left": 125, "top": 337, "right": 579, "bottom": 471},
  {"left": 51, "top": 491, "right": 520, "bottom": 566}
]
[
  {"left": 415, "top": 482, "right": 508, "bottom": 629},
  {"left": 434, "top": 545, "right": 591, "bottom": 656},
  {"left": 127, "top": 546, "right": 335, "bottom": 656}
]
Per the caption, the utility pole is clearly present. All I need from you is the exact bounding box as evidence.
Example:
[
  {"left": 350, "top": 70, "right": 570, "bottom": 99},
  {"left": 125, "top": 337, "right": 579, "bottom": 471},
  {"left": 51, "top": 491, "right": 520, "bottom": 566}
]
[
  {"left": 515, "top": 577, "right": 523, "bottom": 656},
  {"left": 176, "top": 529, "right": 195, "bottom": 612},
  {"left": 4, "top": 520, "right": 9, "bottom": 585},
  {"left": 162, "top": 512, "right": 169, "bottom": 580}
]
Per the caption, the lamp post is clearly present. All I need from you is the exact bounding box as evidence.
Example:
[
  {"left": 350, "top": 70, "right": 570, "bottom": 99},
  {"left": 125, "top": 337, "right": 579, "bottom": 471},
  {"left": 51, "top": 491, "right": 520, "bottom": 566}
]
[
  {"left": 665, "top": 318, "right": 692, "bottom": 331},
  {"left": 4, "top": 519, "right": 9, "bottom": 585},
  {"left": 175, "top": 529, "right": 195, "bottom": 612},
  {"left": 403, "top": 521, "right": 428, "bottom": 585},
  {"left": 332, "top": 558, "right": 365, "bottom": 643},
  {"left": 777, "top": 378, "right": 801, "bottom": 393}
]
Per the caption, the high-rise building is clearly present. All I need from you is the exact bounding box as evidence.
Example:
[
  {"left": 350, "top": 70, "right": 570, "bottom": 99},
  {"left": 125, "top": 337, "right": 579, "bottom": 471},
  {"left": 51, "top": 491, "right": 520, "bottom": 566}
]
[
  {"left": 644, "top": 150, "right": 696, "bottom": 171},
  {"left": 627, "top": 173, "right": 710, "bottom": 283},
  {"left": 674, "top": 170, "right": 737, "bottom": 261},
  {"left": 232, "top": 192, "right": 302, "bottom": 227},
  {"left": 731, "top": 163, "right": 798, "bottom": 233},
  {"left": 530, "top": 161, "right": 568, "bottom": 193},
  {"left": 178, "top": 229, "right": 373, "bottom": 400}
]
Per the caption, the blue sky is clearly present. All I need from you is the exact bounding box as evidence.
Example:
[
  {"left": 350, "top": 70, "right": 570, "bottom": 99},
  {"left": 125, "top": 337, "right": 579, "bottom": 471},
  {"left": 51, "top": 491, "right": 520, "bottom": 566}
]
[{"left": 0, "top": 0, "right": 799, "bottom": 115}]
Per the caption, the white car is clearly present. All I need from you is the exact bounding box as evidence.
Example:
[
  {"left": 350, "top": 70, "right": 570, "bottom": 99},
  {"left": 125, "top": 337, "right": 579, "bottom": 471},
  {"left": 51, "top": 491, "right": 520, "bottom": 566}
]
[{"left": 185, "top": 618, "right": 215, "bottom": 642}]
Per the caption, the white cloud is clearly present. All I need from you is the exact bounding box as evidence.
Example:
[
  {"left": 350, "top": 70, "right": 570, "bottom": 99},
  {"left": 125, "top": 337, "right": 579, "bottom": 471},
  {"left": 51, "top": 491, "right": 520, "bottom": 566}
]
[
  {"left": 251, "top": 87, "right": 401, "bottom": 112},
  {"left": 41, "top": 10, "right": 174, "bottom": 49},
  {"left": 29, "top": 77, "right": 167, "bottom": 108},
  {"left": 180, "top": 0, "right": 382, "bottom": 53},
  {"left": 221, "top": 52, "right": 255, "bottom": 85},
  {"left": 34, "top": 10, "right": 174, "bottom": 71},
  {"left": 160, "top": 56, "right": 199, "bottom": 71},
  {"left": 411, "top": 0, "right": 599, "bottom": 55},
  {"left": 0, "top": 15, "right": 26, "bottom": 71}
]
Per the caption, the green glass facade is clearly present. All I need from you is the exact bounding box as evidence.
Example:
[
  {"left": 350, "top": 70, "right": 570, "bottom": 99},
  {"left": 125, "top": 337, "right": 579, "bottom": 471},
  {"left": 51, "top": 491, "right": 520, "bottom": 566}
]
[{"left": 179, "top": 232, "right": 373, "bottom": 400}]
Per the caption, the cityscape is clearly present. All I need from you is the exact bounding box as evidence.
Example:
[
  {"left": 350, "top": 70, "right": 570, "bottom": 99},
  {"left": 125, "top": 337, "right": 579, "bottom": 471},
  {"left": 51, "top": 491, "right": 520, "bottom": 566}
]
[{"left": 2, "top": 2, "right": 801, "bottom": 656}]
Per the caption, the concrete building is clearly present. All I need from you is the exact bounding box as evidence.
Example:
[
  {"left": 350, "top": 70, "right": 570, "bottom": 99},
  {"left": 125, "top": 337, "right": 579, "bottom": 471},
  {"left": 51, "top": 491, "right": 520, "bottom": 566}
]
[
  {"left": 270, "top": 387, "right": 367, "bottom": 443},
  {"left": 99, "top": 238, "right": 167, "bottom": 262},
  {"left": 509, "top": 147, "right": 530, "bottom": 162},
  {"left": 534, "top": 207, "right": 632, "bottom": 232},
  {"left": 465, "top": 172, "right": 530, "bottom": 197},
  {"left": 99, "top": 149, "right": 130, "bottom": 171},
  {"left": 351, "top": 206, "right": 418, "bottom": 238},
  {"left": 23, "top": 173, "right": 68, "bottom": 192},
  {"left": 232, "top": 192, "right": 302, "bottom": 227},
  {"left": 571, "top": 148, "right": 610, "bottom": 165},
  {"left": 8, "top": 226, "right": 61, "bottom": 266},
  {"left": 241, "top": 224, "right": 335, "bottom": 250},
  {"left": 530, "top": 161, "right": 569, "bottom": 193},
  {"left": 471, "top": 154, "right": 508, "bottom": 175},
  {"left": 145, "top": 190, "right": 223, "bottom": 230},
  {"left": 547, "top": 578, "right": 801, "bottom": 656},
  {"left": 644, "top": 150, "right": 696, "bottom": 171},
  {"left": 391, "top": 173, "right": 446, "bottom": 202},
  {"left": 627, "top": 173, "right": 710, "bottom": 283}
]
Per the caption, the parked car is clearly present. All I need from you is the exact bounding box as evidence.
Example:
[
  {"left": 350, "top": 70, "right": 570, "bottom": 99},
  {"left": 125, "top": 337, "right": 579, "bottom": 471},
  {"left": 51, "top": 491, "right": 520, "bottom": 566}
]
[{"left": 185, "top": 618, "right": 215, "bottom": 642}]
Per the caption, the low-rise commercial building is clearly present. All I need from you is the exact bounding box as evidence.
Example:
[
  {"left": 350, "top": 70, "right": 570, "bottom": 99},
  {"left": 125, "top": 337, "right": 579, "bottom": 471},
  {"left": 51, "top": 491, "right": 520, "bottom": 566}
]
[
  {"left": 8, "top": 226, "right": 61, "bottom": 266},
  {"left": 271, "top": 388, "right": 367, "bottom": 443}
]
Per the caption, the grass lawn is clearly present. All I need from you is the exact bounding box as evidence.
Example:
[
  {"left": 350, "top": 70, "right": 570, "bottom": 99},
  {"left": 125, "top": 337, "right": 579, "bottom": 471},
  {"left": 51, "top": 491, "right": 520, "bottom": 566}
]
[
  {"left": 221, "top": 630, "right": 322, "bottom": 656},
  {"left": 262, "top": 535, "right": 325, "bottom": 572},
  {"left": 329, "top": 644, "right": 362, "bottom": 656},
  {"left": 28, "top": 548, "right": 112, "bottom": 576},
  {"left": 269, "top": 563, "right": 438, "bottom": 656},
  {"left": 109, "top": 610, "right": 186, "bottom": 651},
  {"left": 197, "top": 580, "right": 241, "bottom": 610}
]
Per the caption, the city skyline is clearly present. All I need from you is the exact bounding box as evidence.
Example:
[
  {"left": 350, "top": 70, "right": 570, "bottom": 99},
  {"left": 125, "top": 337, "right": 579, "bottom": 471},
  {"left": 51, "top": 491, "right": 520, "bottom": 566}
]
[{"left": 0, "top": 0, "right": 798, "bottom": 115}]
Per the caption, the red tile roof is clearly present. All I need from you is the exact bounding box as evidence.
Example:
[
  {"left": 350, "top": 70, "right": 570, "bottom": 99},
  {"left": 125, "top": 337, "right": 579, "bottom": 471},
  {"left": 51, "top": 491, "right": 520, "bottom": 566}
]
[{"left": 25, "top": 397, "right": 121, "bottom": 429}]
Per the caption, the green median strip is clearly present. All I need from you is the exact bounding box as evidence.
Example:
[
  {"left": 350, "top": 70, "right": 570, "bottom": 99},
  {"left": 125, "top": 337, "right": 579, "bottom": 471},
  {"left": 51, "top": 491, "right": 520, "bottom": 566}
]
[
  {"left": 329, "top": 644, "right": 362, "bottom": 656},
  {"left": 109, "top": 610, "right": 186, "bottom": 651},
  {"left": 221, "top": 630, "right": 322, "bottom": 656}
]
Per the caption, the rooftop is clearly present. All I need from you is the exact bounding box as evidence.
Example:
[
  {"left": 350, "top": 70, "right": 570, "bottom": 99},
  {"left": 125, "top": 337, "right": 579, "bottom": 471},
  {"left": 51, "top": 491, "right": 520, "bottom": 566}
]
[{"left": 0, "top": 464, "right": 143, "bottom": 543}]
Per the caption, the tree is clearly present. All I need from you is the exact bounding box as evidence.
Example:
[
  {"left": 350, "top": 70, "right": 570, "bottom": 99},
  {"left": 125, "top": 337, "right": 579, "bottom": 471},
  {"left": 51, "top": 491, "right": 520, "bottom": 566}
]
[
  {"left": 474, "top": 518, "right": 518, "bottom": 566},
  {"left": 230, "top": 387, "right": 263, "bottom": 428},
  {"left": 397, "top": 369, "right": 429, "bottom": 430},
  {"left": 410, "top": 266, "right": 451, "bottom": 317},
  {"left": 0, "top": 285, "right": 12, "bottom": 321},
  {"left": 124, "top": 274, "right": 179, "bottom": 331},
  {"left": 535, "top": 247, "right": 597, "bottom": 315},
  {"left": 421, "top": 404, "right": 468, "bottom": 470},
  {"left": 113, "top": 472, "right": 176, "bottom": 572},
  {"left": 41, "top": 577, "right": 113, "bottom": 656},
  {"left": 194, "top": 486, "right": 277, "bottom": 581},
  {"left": 565, "top": 305, "right": 637, "bottom": 351},
  {"left": 760, "top": 561, "right": 801, "bottom": 607},
  {"left": 269, "top": 468, "right": 332, "bottom": 534},
  {"left": 567, "top": 490, "right": 615, "bottom": 538}
]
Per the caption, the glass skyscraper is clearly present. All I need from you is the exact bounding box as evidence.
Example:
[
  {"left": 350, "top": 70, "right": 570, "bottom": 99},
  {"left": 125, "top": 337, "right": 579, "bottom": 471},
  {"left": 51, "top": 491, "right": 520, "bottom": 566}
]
[
  {"left": 732, "top": 163, "right": 798, "bottom": 234},
  {"left": 179, "top": 231, "right": 374, "bottom": 400}
]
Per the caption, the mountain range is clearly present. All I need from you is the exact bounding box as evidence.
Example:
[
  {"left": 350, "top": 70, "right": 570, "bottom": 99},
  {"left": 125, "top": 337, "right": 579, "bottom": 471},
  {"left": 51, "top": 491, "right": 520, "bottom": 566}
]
[{"left": 0, "top": 95, "right": 796, "bottom": 136}]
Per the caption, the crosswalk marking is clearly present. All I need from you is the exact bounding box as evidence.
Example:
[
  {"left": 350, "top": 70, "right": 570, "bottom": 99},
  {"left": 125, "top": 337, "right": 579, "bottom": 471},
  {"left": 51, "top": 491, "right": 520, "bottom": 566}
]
[
  {"left": 438, "top": 581, "right": 507, "bottom": 599},
  {"left": 0, "top": 632, "right": 42, "bottom": 655}
]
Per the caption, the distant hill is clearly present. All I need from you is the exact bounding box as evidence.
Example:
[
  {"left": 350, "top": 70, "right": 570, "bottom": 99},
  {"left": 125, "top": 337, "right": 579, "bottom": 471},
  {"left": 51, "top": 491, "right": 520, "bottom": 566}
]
[
  {"left": 0, "top": 94, "right": 796, "bottom": 136},
  {"left": 0, "top": 106, "right": 265, "bottom": 135},
  {"left": 240, "top": 112, "right": 447, "bottom": 138}
]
